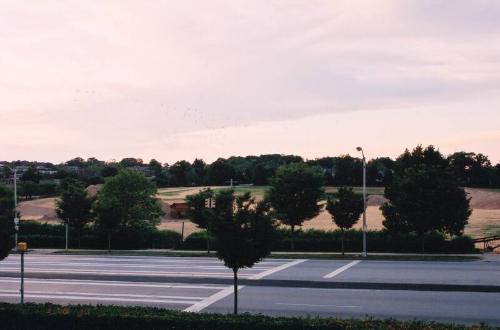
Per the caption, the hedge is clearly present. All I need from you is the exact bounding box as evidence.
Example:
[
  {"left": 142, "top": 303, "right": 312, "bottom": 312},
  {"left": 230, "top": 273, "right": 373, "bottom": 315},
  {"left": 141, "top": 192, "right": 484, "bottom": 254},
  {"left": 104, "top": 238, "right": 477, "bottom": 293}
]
[
  {"left": 0, "top": 303, "right": 488, "bottom": 330},
  {"left": 16, "top": 221, "right": 181, "bottom": 250},
  {"left": 182, "top": 229, "right": 476, "bottom": 253},
  {"left": 16, "top": 221, "right": 476, "bottom": 253}
]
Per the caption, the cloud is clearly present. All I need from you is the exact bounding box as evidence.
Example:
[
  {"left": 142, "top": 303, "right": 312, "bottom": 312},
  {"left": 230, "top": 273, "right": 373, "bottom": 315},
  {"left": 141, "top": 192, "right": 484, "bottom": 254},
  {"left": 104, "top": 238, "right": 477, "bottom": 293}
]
[{"left": 0, "top": 0, "right": 499, "bottom": 162}]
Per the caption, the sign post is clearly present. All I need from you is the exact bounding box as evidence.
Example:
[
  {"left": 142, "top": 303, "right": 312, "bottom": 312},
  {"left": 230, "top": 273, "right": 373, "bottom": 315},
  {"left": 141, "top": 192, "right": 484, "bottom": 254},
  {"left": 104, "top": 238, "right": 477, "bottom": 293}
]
[{"left": 18, "top": 242, "right": 28, "bottom": 304}]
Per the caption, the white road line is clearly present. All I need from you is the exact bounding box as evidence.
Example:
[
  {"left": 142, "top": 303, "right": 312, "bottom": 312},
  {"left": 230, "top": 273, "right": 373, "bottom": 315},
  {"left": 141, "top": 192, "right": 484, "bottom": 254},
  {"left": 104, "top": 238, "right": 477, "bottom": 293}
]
[
  {"left": 0, "top": 268, "right": 249, "bottom": 278},
  {"left": 0, "top": 289, "right": 205, "bottom": 301},
  {"left": 0, "top": 263, "right": 270, "bottom": 270},
  {"left": 249, "top": 259, "right": 307, "bottom": 280},
  {"left": 0, "top": 293, "right": 198, "bottom": 305},
  {"left": 323, "top": 260, "right": 361, "bottom": 279},
  {"left": 0, "top": 278, "right": 226, "bottom": 290},
  {"left": 184, "top": 285, "right": 244, "bottom": 312}
]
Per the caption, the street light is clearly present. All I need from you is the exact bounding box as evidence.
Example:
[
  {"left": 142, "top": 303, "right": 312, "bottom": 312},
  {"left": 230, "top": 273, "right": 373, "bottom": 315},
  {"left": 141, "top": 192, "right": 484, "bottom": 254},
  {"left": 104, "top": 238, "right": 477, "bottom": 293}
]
[
  {"left": 356, "top": 147, "right": 367, "bottom": 257},
  {"left": 3, "top": 166, "right": 19, "bottom": 250}
]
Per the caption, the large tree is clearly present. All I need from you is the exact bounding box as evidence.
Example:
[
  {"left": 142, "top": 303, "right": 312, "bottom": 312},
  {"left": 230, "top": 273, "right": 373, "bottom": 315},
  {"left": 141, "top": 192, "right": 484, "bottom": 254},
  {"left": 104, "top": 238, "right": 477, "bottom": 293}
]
[
  {"left": 326, "top": 187, "right": 364, "bottom": 255},
  {"left": 93, "top": 170, "right": 164, "bottom": 250},
  {"left": 381, "top": 146, "right": 472, "bottom": 252},
  {"left": 267, "top": 163, "right": 324, "bottom": 251},
  {"left": 0, "top": 186, "right": 15, "bottom": 260},
  {"left": 56, "top": 179, "right": 93, "bottom": 249},
  {"left": 186, "top": 188, "right": 215, "bottom": 253},
  {"left": 211, "top": 190, "right": 275, "bottom": 314}
]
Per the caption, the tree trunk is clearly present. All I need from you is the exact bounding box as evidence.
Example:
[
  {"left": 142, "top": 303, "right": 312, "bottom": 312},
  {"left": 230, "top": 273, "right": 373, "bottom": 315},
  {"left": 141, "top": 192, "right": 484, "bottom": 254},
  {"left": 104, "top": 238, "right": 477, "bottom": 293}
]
[
  {"left": 206, "top": 227, "right": 210, "bottom": 254},
  {"left": 107, "top": 231, "right": 111, "bottom": 253},
  {"left": 233, "top": 269, "right": 238, "bottom": 315},
  {"left": 290, "top": 225, "right": 295, "bottom": 251},
  {"left": 421, "top": 234, "right": 425, "bottom": 254},
  {"left": 65, "top": 223, "right": 69, "bottom": 251},
  {"left": 341, "top": 229, "right": 345, "bottom": 256}
]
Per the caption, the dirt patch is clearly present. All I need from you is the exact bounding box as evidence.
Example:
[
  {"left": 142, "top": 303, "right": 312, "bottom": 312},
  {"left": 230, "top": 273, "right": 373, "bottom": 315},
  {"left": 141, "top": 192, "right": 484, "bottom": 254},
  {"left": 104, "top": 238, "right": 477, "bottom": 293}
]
[
  {"left": 466, "top": 188, "right": 500, "bottom": 209},
  {"left": 17, "top": 187, "right": 500, "bottom": 239},
  {"left": 17, "top": 197, "right": 57, "bottom": 221}
]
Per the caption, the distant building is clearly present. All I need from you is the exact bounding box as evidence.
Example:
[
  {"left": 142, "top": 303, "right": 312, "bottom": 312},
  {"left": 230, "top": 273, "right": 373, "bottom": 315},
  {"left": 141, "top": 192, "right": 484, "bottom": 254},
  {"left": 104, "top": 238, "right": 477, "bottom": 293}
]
[{"left": 169, "top": 202, "right": 189, "bottom": 219}]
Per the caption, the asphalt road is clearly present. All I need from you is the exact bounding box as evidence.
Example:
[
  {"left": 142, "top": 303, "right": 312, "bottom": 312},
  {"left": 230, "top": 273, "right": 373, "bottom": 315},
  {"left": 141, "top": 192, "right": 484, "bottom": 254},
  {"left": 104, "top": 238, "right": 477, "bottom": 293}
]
[{"left": 0, "top": 254, "right": 499, "bottom": 325}]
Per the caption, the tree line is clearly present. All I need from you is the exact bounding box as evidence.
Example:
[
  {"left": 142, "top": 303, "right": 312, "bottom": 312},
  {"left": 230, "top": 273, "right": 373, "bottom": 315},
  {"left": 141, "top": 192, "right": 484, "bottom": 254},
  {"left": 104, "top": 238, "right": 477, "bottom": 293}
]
[{"left": 2, "top": 148, "right": 500, "bottom": 192}]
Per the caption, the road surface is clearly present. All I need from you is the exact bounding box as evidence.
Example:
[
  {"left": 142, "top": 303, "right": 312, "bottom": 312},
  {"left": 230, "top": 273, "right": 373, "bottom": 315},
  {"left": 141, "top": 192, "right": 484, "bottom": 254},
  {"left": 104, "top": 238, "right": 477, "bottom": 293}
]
[{"left": 0, "top": 254, "right": 499, "bottom": 325}]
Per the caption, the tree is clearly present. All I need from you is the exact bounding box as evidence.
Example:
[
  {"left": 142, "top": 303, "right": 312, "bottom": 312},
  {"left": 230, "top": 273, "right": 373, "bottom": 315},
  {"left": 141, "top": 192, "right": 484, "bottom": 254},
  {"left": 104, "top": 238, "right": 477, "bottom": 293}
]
[
  {"left": 211, "top": 190, "right": 275, "bottom": 314},
  {"left": 119, "top": 158, "right": 143, "bottom": 167},
  {"left": 0, "top": 186, "right": 15, "bottom": 260},
  {"left": 93, "top": 170, "right": 164, "bottom": 250},
  {"left": 326, "top": 187, "right": 363, "bottom": 255},
  {"left": 55, "top": 179, "right": 93, "bottom": 249},
  {"left": 381, "top": 146, "right": 471, "bottom": 252},
  {"left": 20, "top": 166, "right": 40, "bottom": 183},
  {"left": 168, "top": 161, "right": 194, "bottom": 186},
  {"left": 186, "top": 188, "right": 215, "bottom": 253},
  {"left": 192, "top": 158, "right": 207, "bottom": 185},
  {"left": 267, "top": 163, "right": 324, "bottom": 251},
  {"left": 207, "top": 158, "right": 235, "bottom": 185}
]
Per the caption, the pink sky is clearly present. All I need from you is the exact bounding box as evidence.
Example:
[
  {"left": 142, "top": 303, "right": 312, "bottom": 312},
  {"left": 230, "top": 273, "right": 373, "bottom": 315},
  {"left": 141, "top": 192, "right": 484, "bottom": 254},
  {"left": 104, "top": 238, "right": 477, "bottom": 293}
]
[{"left": 1, "top": 1, "right": 500, "bottom": 164}]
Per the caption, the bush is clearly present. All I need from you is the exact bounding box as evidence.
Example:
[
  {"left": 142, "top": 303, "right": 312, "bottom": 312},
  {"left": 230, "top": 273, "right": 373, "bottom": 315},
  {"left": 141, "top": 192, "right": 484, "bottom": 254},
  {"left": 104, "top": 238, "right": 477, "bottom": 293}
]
[
  {"left": 267, "top": 228, "right": 476, "bottom": 253},
  {"left": 182, "top": 231, "right": 216, "bottom": 250},
  {"left": 0, "top": 303, "right": 481, "bottom": 330},
  {"left": 16, "top": 221, "right": 181, "bottom": 250}
]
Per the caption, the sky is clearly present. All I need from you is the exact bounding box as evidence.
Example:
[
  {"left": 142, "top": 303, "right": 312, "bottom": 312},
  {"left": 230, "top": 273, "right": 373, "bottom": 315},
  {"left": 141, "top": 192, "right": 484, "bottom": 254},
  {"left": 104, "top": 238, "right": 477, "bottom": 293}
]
[{"left": 1, "top": 0, "right": 500, "bottom": 164}]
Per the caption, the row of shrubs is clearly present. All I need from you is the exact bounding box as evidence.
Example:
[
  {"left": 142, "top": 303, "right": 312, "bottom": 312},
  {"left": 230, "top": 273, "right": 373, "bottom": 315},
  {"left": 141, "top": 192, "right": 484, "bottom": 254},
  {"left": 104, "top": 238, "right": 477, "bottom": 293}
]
[
  {"left": 16, "top": 221, "right": 476, "bottom": 253},
  {"left": 0, "top": 303, "right": 483, "bottom": 330},
  {"left": 183, "top": 229, "right": 476, "bottom": 253},
  {"left": 17, "top": 221, "right": 181, "bottom": 250}
]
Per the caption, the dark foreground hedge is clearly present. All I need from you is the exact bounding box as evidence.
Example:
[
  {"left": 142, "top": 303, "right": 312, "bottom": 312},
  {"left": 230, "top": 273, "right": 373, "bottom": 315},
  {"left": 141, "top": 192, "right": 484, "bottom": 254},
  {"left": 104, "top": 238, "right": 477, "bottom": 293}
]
[
  {"left": 182, "top": 229, "right": 476, "bottom": 253},
  {"left": 16, "top": 221, "right": 181, "bottom": 250},
  {"left": 0, "top": 303, "right": 489, "bottom": 330}
]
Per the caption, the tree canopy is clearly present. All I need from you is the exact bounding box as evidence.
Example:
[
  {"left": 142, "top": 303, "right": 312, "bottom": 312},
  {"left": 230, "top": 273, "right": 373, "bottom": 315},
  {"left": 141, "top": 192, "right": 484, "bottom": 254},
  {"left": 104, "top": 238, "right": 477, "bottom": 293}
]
[
  {"left": 267, "top": 163, "right": 324, "bottom": 250},
  {"left": 326, "top": 187, "right": 364, "bottom": 255},
  {"left": 93, "top": 170, "right": 164, "bottom": 250},
  {"left": 0, "top": 186, "right": 15, "bottom": 260},
  {"left": 381, "top": 146, "right": 472, "bottom": 252},
  {"left": 211, "top": 189, "right": 275, "bottom": 314},
  {"left": 56, "top": 179, "right": 94, "bottom": 248}
]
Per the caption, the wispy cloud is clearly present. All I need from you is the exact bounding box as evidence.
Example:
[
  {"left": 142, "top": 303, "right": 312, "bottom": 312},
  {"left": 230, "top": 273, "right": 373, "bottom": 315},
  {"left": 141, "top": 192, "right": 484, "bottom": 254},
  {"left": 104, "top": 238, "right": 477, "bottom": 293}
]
[{"left": 1, "top": 0, "right": 499, "bottom": 162}]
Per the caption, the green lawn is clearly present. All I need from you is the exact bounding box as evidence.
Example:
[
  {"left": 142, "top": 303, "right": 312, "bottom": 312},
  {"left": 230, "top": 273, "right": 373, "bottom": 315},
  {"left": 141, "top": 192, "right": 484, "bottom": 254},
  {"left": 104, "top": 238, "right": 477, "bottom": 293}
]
[{"left": 158, "top": 186, "right": 384, "bottom": 200}]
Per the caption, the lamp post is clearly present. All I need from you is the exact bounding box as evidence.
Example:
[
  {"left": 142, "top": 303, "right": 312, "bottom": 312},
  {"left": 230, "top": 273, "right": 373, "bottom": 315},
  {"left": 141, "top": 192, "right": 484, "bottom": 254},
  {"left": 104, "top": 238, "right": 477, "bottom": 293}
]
[
  {"left": 13, "top": 168, "right": 19, "bottom": 249},
  {"left": 4, "top": 166, "right": 19, "bottom": 250},
  {"left": 356, "top": 147, "right": 367, "bottom": 257}
]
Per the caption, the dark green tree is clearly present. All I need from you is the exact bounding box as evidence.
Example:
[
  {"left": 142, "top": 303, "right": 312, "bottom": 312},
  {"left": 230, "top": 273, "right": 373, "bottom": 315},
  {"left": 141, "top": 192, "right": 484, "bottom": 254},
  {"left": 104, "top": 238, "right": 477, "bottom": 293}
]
[
  {"left": 207, "top": 158, "right": 235, "bottom": 185},
  {"left": 381, "top": 146, "right": 472, "bottom": 252},
  {"left": 94, "top": 170, "right": 164, "bottom": 250},
  {"left": 0, "top": 186, "right": 15, "bottom": 260},
  {"left": 211, "top": 190, "right": 275, "bottom": 314},
  {"left": 55, "top": 179, "right": 93, "bottom": 249},
  {"left": 168, "top": 161, "right": 193, "bottom": 186},
  {"left": 186, "top": 188, "right": 215, "bottom": 253},
  {"left": 267, "top": 163, "right": 324, "bottom": 251},
  {"left": 192, "top": 158, "right": 207, "bottom": 185},
  {"left": 326, "top": 187, "right": 364, "bottom": 255}
]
